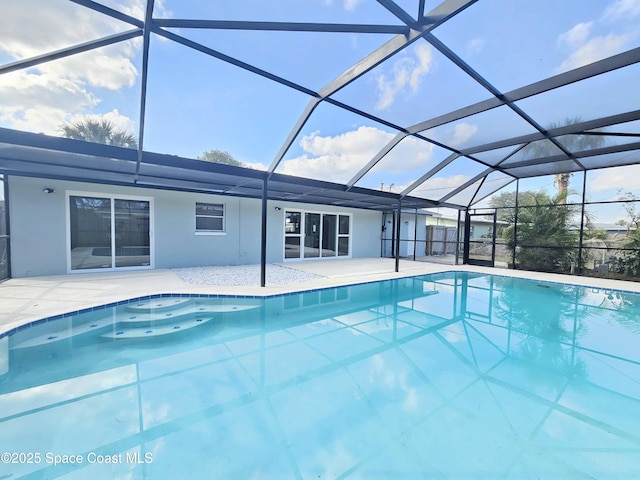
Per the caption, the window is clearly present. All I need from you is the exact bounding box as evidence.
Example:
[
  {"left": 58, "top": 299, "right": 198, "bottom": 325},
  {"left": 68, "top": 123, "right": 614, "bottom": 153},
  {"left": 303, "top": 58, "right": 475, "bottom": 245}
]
[
  {"left": 338, "top": 215, "right": 350, "bottom": 256},
  {"left": 195, "top": 202, "right": 224, "bottom": 233}
]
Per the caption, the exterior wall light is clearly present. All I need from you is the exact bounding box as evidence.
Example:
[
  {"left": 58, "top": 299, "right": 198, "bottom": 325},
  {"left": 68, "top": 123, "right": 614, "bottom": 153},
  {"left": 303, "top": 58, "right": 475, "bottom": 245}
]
[{"left": 43, "top": 188, "right": 55, "bottom": 194}]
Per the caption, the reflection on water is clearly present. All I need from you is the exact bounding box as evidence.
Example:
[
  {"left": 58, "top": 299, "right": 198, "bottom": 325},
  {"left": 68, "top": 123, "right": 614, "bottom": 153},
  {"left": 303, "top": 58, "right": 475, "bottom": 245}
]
[
  {"left": 1, "top": 273, "right": 639, "bottom": 479},
  {"left": 493, "top": 276, "right": 589, "bottom": 387}
]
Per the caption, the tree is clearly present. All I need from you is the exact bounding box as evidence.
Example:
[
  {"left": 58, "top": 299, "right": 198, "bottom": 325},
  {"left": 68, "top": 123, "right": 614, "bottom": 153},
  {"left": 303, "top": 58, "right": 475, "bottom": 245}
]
[
  {"left": 492, "top": 276, "right": 587, "bottom": 381},
  {"left": 610, "top": 190, "right": 640, "bottom": 278},
  {"left": 60, "top": 118, "right": 137, "bottom": 148},
  {"left": 502, "top": 190, "right": 580, "bottom": 273},
  {"left": 197, "top": 149, "right": 244, "bottom": 167},
  {"left": 520, "top": 117, "right": 605, "bottom": 200},
  {"left": 490, "top": 190, "right": 540, "bottom": 222}
]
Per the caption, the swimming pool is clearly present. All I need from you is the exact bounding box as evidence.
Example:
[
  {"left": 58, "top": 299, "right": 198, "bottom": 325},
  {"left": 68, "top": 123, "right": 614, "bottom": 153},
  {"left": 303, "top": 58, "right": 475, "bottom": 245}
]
[{"left": 1, "top": 271, "right": 639, "bottom": 479}]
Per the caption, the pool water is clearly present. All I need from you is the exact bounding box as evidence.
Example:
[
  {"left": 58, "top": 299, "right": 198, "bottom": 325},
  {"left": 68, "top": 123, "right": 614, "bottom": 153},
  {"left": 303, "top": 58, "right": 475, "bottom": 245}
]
[{"left": 1, "top": 272, "right": 640, "bottom": 479}]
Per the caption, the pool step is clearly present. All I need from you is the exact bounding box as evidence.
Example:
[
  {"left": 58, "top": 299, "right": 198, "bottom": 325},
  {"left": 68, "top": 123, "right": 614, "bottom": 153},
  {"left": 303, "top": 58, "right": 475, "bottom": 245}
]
[
  {"left": 106, "top": 299, "right": 260, "bottom": 339},
  {"left": 11, "top": 314, "right": 113, "bottom": 349},
  {"left": 116, "top": 303, "right": 260, "bottom": 325},
  {"left": 100, "top": 316, "right": 215, "bottom": 339},
  {"left": 10, "top": 299, "right": 262, "bottom": 348},
  {"left": 125, "top": 298, "right": 193, "bottom": 313}
]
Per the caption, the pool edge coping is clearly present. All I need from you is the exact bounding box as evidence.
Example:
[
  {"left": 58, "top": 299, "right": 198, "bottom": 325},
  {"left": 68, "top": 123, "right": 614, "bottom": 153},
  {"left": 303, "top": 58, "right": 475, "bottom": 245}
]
[{"left": 3, "top": 268, "right": 640, "bottom": 340}]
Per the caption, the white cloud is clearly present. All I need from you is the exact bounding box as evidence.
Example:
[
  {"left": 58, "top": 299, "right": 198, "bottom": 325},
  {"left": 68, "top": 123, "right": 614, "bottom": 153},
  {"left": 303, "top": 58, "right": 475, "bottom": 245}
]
[
  {"left": 587, "top": 164, "right": 640, "bottom": 192},
  {"left": 0, "top": 0, "right": 147, "bottom": 134},
  {"left": 280, "top": 126, "right": 435, "bottom": 183},
  {"left": 344, "top": 0, "right": 363, "bottom": 11},
  {"left": 0, "top": 1, "right": 135, "bottom": 59},
  {"left": 373, "top": 135, "right": 434, "bottom": 174},
  {"left": 467, "top": 38, "right": 485, "bottom": 54},
  {"left": 0, "top": 71, "right": 100, "bottom": 134},
  {"left": 558, "top": 22, "right": 593, "bottom": 47},
  {"left": 0, "top": 71, "right": 99, "bottom": 113},
  {"left": 34, "top": 45, "right": 139, "bottom": 92},
  {"left": 67, "top": 109, "right": 137, "bottom": 134},
  {"left": 556, "top": 1, "right": 640, "bottom": 72},
  {"left": 449, "top": 123, "right": 478, "bottom": 147},
  {"left": 280, "top": 126, "right": 394, "bottom": 182},
  {"left": 558, "top": 33, "right": 632, "bottom": 70},
  {"left": 409, "top": 44, "right": 433, "bottom": 90},
  {"left": 243, "top": 161, "right": 268, "bottom": 171},
  {"left": 603, "top": 0, "right": 640, "bottom": 21},
  {"left": 412, "top": 174, "right": 471, "bottom": 198},
  {"left": 375, "top": 43, "right": 433, "bottom": 110},
  {"left": 376, "top": 61, "right": 409, "bottom": 110}
]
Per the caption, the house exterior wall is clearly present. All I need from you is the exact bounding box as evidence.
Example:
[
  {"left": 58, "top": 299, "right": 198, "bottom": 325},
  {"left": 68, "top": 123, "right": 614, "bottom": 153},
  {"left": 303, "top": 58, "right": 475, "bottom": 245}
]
[
  {"left": 470, "top": 223, "right": 493, "bottom": 239},
  {"left": 381, "top": 212, "right": 431, "bottom": 258},
  {"left": 426, "top": 216, "right": 458, "bottom": 228},
  {"left": 8, "top": 176, "right": 382, "bottom": 277}
]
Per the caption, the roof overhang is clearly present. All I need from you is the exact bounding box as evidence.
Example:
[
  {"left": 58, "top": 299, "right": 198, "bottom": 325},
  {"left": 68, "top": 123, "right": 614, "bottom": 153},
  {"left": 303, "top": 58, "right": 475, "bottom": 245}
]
[{"left": 0, "top": 127, "right": 452, "bottom": 211}]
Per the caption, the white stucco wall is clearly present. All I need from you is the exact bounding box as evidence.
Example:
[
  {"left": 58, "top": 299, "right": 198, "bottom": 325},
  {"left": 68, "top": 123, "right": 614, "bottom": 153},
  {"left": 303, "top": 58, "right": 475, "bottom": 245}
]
[
  {"left": 9, "top": 176, "right": 68, "bottom": 276},
  {"left": 8, "top": 176, "right": 382, "bottom": 277}
]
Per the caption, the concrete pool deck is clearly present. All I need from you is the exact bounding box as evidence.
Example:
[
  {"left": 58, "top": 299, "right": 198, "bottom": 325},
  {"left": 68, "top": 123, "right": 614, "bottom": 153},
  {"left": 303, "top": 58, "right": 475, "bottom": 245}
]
[{"left": 2, "top": 258, "right": 640, "bottom": 334}]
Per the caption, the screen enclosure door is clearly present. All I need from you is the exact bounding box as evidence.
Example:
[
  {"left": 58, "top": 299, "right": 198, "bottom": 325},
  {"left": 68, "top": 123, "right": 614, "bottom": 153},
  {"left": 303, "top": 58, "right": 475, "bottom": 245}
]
[{"left": 464, "top": 211, "right": 497, "bottom": 267}]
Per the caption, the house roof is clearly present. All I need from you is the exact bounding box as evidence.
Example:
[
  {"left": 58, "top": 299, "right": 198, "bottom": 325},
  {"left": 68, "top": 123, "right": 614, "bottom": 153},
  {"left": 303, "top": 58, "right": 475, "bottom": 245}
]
[{"left": 1, "top": 0, "right": 639, "bottom": 211}]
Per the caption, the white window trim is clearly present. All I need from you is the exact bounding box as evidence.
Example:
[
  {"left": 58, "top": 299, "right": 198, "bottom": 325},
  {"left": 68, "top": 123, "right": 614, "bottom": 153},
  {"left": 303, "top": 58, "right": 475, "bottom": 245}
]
[
  {"left": 282, "top": 209, "right": 352, "bottom": 261},
  {"left": 195, "top": 202, "right": 226, "bottom": 235},
  {"left": 65, "top": 190, "right": 154, "bottom": 274},
  {"left": 283, "top": 210, "right": 303, "bottom": 260}
]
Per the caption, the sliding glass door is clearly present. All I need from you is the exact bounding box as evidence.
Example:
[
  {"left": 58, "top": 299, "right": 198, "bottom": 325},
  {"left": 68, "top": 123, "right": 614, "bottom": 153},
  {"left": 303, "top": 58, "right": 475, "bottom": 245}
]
[
  {"left": 285, "top": 210, "right": 351, "bottom": 260},
  {"left": 304, "top": 213, "right": 321, "bottom": 258},
  {"left": 114, "top": 199, "right": 151, "bottom": 267},
  {"left": 69, "top": 193, "right": 151, "bottom": 271},
  {"left": 0, "top": 175, "right": 9, "bottom": 281},
  {"left": 322, "top": 214, "right": 337, "bottom": 257}
]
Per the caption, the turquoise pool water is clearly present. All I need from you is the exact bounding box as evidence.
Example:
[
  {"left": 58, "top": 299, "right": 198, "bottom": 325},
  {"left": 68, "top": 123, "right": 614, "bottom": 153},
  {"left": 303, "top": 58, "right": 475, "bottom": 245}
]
[{"left": 1, "top": 271, "right": 640, "bottom": 479}]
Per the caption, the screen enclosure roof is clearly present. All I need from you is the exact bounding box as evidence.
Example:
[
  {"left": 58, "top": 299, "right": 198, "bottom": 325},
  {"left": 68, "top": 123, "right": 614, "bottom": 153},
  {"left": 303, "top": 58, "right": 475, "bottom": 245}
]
[{"left": 0, "top": 0, "right": 639, "bottom": 210}]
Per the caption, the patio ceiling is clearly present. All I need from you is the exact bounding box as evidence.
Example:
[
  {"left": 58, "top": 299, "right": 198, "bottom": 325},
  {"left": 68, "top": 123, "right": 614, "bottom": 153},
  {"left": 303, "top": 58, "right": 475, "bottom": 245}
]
[{"left": 1, "top": 0, "right": 639, "bottom": 210}]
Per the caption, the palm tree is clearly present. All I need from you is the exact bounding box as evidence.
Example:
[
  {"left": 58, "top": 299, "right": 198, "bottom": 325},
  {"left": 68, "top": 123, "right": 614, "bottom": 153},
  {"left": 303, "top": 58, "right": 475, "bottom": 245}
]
[
  {"left": 60, "top": 118, "right": 138, "bottom": 149},
  {"left": 521, "top": 117, "right": 605, "bottom": 201},
  {"left": 502, "top": 190, "right": 580, "bottom": 272}
]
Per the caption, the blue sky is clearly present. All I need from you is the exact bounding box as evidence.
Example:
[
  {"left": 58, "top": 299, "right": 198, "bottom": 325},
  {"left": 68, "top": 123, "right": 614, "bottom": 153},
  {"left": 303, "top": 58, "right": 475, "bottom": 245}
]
[{"left": 0, "top": 0, "right": 639, "bottom": 220}]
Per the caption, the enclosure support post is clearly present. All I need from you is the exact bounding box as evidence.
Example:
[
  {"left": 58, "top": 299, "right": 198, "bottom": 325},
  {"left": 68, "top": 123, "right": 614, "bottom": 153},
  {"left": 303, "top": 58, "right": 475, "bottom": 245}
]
[
  {"left": 455, "top": 209, "right": 462, "bottom": 265},
  {"left": 395, "top": 199, "right": 402, "bottom": 272},
  {"left": 413, "top": 208, "right": 418, "bottom": 261},
  {"left": 463, "top": 210, "right": 471, "bottom": 264},
  {"left": 577, "top": 172, "right": 588, "bottom": 275},
  {"left": 261, "top": 178, "right": 268, "bottom": 287},
  {"left": 512, "top": 179, "right": 520, "bottom": 270}
]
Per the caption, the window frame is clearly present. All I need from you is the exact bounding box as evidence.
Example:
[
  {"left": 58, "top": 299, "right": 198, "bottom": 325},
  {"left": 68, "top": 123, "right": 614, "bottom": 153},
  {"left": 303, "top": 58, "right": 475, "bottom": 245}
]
[
  {"left": 283, "top": 209, "right": 352, "bottom": 261},
  {"left": 195, "top": 202, "right": 226, "bottom": 235},
  {"left": 65, "top": 190, "right": 154, "bottom": 273}
]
